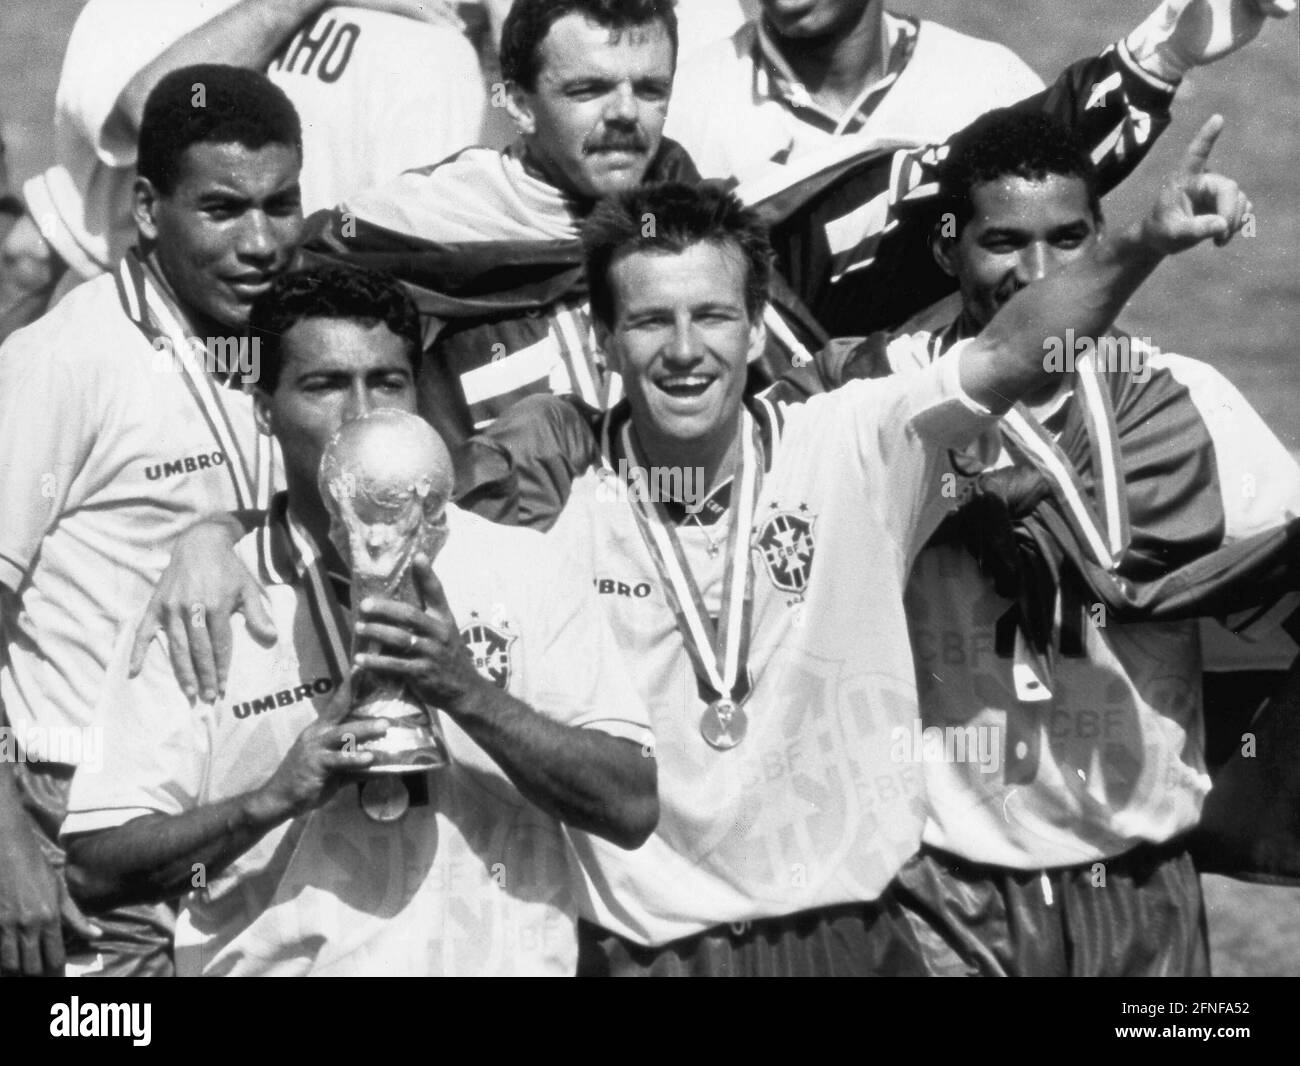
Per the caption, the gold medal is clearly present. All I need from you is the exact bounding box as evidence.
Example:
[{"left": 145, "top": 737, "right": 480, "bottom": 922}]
[
  {"left": 619, "top": 416, "right": 762, "bottom": 757},
  {"left": 701, "top": 699, "right": 748, "bottom": 751},
  {"left": 359, "top": 775, "right": 411, "bottom": 823}
]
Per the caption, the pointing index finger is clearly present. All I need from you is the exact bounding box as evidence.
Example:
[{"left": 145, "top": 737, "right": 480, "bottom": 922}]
[{"left": 1180, "top": 114, "right": 1225, "bottom": 176}]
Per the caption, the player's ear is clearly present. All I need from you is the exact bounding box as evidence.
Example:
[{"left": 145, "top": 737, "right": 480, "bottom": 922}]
[
  {"left": 593, "top": 315, "right": 621, "bottom": 373},
  {"left": 931, "top": 219, "right": 960, "bottom": 279},
  {"left": 745, "top": 311, "right": 767, "bottom": 365},
  {"left": 253, "top": 387, "right": 274, "bottom": 437},
  {"left": 133, "top": 176, "right": 162, "bottom": 243},
  {"left": 504, "top": 81, "right": 536, "bottom": 137}
]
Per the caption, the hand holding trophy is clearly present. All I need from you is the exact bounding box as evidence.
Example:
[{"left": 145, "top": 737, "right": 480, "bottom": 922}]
[{"left": 319, "top": 409, "right": 456, "bottom": 822}]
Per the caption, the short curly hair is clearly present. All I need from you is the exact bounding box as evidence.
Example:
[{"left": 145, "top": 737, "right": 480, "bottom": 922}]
[
  {"left": 138, "top": 64, "right": 302, "bottom": 195},
  {"left": 250, "top": 265, "right": 422, "bottom": 391},
  {"left": 583, "top": 181, "right": 771, "bottom": 328},
  {"left": 500, "top": 0, "right": 678, "bottom": 91},
  {"left": 936, "top": 109, "right": 1102, "bottom": 234}
]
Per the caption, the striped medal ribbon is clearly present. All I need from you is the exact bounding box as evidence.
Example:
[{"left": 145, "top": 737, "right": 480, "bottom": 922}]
[
  {"left": 620, "top": 414, "right": 761, "bottom": 751},
  {"left": 119, "top": 257, "right": 274, "bottom": 511},
  {"left": 283, "top": 511, "right": 352, "bottom": 684},
  {"left": 996, "top": 347, "right": 1131, "bottom": 701}
]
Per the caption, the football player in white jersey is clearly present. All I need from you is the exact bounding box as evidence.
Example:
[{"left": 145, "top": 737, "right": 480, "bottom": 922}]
[
  {"left": 667, "top": 0, "right": 1043, "bottom": 184},
  {"left": 61, "top": 264, "right": 657, "bottom": 976},
  {"left": 555, "top": 135, "right": 1251, "bottom": 973},
  {"left": 854, "top": 110, "right": 1299, "bottom": 974},
  {"left": 0, "top": 66, "right": 301, "bottom": 977},
  {"left": 0, "top": 0, "right": 480, "bottom": 344},
  {"left": 667, "top": 0, "right": 1293, "bottom": 184},
  {"left": 134, "top": 112, "right": 1253, "bottom": 973}
]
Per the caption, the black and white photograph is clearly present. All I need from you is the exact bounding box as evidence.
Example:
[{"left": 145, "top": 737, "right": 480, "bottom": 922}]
[{"left": 0, "top": 0, "right": 1297, "bottom": 1023}]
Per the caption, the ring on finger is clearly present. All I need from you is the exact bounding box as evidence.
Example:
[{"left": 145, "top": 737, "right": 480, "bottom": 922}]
[{"left": 407, "top": 632, "right": 419, "bottom": 652}]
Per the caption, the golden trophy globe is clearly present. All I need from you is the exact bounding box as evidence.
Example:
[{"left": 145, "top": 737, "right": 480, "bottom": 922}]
[{"left": 319, "top": 410, "right": 455, "bottom": 821}]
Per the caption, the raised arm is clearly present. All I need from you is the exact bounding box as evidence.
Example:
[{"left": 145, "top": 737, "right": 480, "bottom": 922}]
[
  {"left": 108, "top": 0, "right": 466, "bottom": 143},
  {"left": 764, "top": 0, "right": 1291, "bottom": 337},
  {"left": 960, "top": 116, "right": 1250, "bottom": 413}
]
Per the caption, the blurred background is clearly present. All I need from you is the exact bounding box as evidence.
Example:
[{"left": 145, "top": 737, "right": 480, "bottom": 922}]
[{"left": 0, "top": 0, "right": 1296, "bottom": 975}]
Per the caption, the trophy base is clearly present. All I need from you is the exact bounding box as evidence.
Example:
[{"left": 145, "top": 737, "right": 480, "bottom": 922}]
[
  {"left": 347, "top": 706, "right": 444, "bottom": 824},
  {"left": 345, "top": 702, "right": 450, "bottom": 774}
]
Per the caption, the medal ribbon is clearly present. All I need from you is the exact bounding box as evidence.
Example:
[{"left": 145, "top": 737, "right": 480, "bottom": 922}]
[
  {"left": 284, "top": 510, "right": 352, "bottom": 685},
  {"left": 998, "top": 347, "right": 1130, "bottom": 571},
  {"left": 995, "top": 350, "right": 1131, "bottom": 700},
  {"left": 118, "top": 256, "right": 273, "bottom": 510},
  {"left": 619, "top": 414, "right": 760, "bottom": 706}
]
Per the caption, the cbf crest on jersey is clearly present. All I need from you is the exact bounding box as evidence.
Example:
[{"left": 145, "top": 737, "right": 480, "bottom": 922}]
[
  {"left": 460, "top": 615, "right": 516, "bottom": 689},
  {"left": 752, "top": 502, "right": 817, "bottom": 596}
]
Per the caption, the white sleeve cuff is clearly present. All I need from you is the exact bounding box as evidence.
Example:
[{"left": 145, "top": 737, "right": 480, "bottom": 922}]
[
  {"left": 1123, "top": 1, "right": 1192, "bottom": 85},
  {"left": 945, "top": 339, "right": 998, "bottom": 418},
  {"left": 1116, "top": 36, "right": 1182, "bottom": 92}
]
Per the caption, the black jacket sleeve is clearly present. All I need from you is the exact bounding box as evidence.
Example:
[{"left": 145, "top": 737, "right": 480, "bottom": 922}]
[{"left": 762, "top": 40, "right": 1177, "bottom": 336}]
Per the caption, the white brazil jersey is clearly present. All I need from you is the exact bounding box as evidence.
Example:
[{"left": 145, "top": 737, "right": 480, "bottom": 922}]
[
  {"left": 667, "top": 16, "right": 1044, "bottom": 184},
  {"left": 265, "top": 6, "right": 484, "bottom": 217},
  {"left": 555, "top": 346, "right": 996, "bottom": 947},
  {"left": 887, "top": 334, "right": 1300, "bottom": 869},
  {"left": 64, "top": 502, "right": 652, "bottom": 976},
  {"left": 24, "top": 1, "right": 483, "bottom": 277},
  {"left": 0, "top": 261, "right": 279, "bottom": 758}
]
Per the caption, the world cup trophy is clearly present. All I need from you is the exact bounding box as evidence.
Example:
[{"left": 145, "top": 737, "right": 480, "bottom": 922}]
[{"left": 319, "top": 410, "right": 455, "bottom": 821}]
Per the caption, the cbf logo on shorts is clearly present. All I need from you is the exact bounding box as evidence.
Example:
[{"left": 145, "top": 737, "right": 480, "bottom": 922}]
[
  {"left": 752, "top": 502, "right": 816, "bottom": 594},
  {"left": 460, "top": 616, "right": 516, "bottom": 689}
]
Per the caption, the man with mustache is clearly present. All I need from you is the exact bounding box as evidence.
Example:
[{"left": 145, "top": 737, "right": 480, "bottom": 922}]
[
  {"left": 152, "top": 0, "right": 1270, "bottom": 705},
  {"left": 131, "top": 120, "right": 1253, "bottom": 974},
  {"left": 304, "top": 0, "right": 701, "bottom": 452},
  {"left": 0, "top": 66, "right": 302, "bottom": 976},
  {"left": 305, "top": 0, "right": 1291, "bottom": 437}
]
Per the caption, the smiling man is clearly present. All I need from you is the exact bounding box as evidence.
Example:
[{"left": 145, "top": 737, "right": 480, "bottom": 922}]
[
  {"left": 304, "top": 0, "right": 703, "bottom": 448},
  {"left": 665, "top": 0, "right": 1293, "bottom": 339},
  {"left": 129, "top": 116, "right": 1254, "bottom": 974},
  {"left": 828, "top": 110, "right": 1300, "bottom": 975},
  {"left": 0, "top": 65, "right": 300, "bottom": 976},
  {"left": 537, "top": 138, "right": 1248, "bottom": 974},
  {"left": 0, "top": 0, "right": 484, "bottom": 346},
  {"left": 60, "top": 265, "right": 656, "bottom": 976}
]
